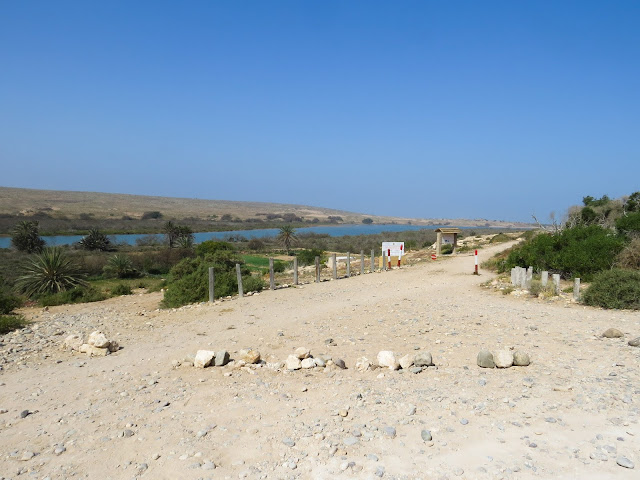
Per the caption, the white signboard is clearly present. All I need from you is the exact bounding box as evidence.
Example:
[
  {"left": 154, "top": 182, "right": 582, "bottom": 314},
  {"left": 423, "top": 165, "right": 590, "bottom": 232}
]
[{"left": 382, "top": 241, "right": 404, "bottom": 258}]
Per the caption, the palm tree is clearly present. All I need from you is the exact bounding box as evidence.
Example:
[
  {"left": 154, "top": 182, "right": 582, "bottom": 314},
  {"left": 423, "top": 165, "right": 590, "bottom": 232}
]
[
  {"left": 78, "top": 228, "right": 111, "bottom": 251},
  {"left": 11, "top": 221, "right": 46, "bottom": 253},
  {"left": 163, "top": 221, "right": 178, "bottom": 248},
  {"left": 277, "top": 225, "right": 297, "bottom": 255},
  {"left": 103, "top": 254, "right": 137, "bottom": 279},
  {"left": 16, "top": 247, "right": 87, "bottom": 297}
]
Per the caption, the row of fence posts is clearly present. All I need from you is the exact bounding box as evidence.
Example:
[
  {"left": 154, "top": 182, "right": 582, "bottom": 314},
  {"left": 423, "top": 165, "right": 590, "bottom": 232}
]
[
  {"left": 208, "top": 249, "right": 388, "bottom": 302},
  {"left": 510, "top": 266, "right": 580, "bottom": 300}
]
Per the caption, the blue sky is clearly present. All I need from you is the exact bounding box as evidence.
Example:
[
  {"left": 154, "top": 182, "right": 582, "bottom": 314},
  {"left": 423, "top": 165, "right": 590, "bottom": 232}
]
[{"left": 1, "top": 1, "right": 638, "bottom": 222}]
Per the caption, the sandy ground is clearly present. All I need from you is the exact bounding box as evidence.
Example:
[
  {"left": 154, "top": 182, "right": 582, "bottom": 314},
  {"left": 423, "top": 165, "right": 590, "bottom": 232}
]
[{"left": 1, "top": 241, "right": 639, "bottom": 480}]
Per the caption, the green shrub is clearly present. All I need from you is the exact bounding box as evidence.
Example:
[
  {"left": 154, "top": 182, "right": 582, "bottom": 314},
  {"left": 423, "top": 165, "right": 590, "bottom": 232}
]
[
  {"left": 39, "top": 286, "right": 107, "bottom": 306},
  {"left": 503, "top": 225, "right": 625, "bottom": 281},
  {"left": 529, "top": 279, "right": 556, "bottom": 297},
  {"left": 78, "top": 228, "right": 112, "bottom": 251},
  {"left": 616, "top": 211, "right": 640, "bottom": 235},
  {"left": 0, "top": 292, "right": 22, "bottom": 315},
  {"left": 111, "top": 283, "right": 132, "bottom": 296},
  {"left": 195, "top": 241, "right": 234, "bottom": 257},
  {"left": 582, "top": 269, "right": 640, "bottom": 310},
  {"left": 490, "top": 233, "right": 511, "bottom": 243},
  {"left": 296, "top": 248, "right": 325, "bottom": 266},
  {"left": 243, "top": 275, "right": 265, "bottom": 293},
  {"left": 441, "top": 244, "right": 454, "bottom": 255},
  {"left": 11, "top": 221, "right": 45, "bottom": 253},
  {"left": 0, "top": 315, "right": 28, "bottom": 334},
  {"left": 161, "top": 251, "right": 246, "bottom": 308},
  {"left": 273, "top": 260, "right": 286, "bottom": 273},
  {"left": 616, "top": 238, "right": 640, "bottom": 270}
]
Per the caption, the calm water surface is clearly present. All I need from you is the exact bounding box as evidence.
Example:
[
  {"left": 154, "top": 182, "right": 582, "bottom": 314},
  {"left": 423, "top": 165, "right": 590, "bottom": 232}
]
[{"left": 0, "top": 224, "right": 470, "bottom": 249}]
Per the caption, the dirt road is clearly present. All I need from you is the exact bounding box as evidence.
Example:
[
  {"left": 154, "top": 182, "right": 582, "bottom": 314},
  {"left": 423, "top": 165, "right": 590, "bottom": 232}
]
[{"left": 1, "top": 242, "right": 639, "bottom": 479}]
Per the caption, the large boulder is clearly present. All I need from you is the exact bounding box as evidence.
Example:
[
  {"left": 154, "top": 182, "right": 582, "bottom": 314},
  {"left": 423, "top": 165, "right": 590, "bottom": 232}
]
[
  {"left": 194, "top": 350, "right": 216, "bottom": 368},
  {"left": 214, "top": 350, "right": 230, "bottom": 366},
  {"left": 285, "top": 355, "right": 302, "bottom": 370},
  {"left": 513, "top": 351, "right": 530, "bottom": 366},
  {"left": 239, "top": 349, "right": 261, "bottom": 364}
]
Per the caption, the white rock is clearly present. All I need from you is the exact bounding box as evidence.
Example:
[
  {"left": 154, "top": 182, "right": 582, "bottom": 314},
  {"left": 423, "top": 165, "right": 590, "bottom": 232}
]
[
  {"left": 399, "top": 354, "right": 415, "bottom": 370},
  {"left": 355, "top": 357, "right": 372, "bottom": 372},
  {"left": 88, "top": 331, "right": 110, "bottom": 348},
  {"left": 286, "top": 355, "right": 302, "bottom": 370},
  {"left": 294, "top": 347, "right": 310, "bottom": 359},
  {"left": 79, "top": 344, "right": 109, "bottom": 357},
  {"left": 63, "top": 334, "right": 83, "bottom": 351},
  {"left": 377, "top": 351, "right": 399, "bottom": 370},
  {"left": 493, "top": 350, "right": 514, "bottom": 368},
  {"left": 301, "top": 358, "right": 315, "bottom": 369},
  {"left": 194, "top": 350, "right": 216, "bottom": 368}
]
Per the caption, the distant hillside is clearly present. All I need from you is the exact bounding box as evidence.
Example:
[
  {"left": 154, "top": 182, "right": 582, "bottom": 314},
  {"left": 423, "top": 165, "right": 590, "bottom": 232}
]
[{"left": 0, "top": 186, "right": 533, "bottom": 234}]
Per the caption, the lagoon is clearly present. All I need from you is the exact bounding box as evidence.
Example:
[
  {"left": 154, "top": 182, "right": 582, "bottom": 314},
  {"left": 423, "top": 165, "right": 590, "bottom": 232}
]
[{"left": 0, "top": 224, "right": 470, "bottom": 249}]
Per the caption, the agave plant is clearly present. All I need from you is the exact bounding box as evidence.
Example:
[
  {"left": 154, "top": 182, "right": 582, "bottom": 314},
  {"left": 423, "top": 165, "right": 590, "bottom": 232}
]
[
  {"left": 103, "top": 254, "right": 138, "bottom": 279},
  {"left": 16, "top": 247, "right": 87, "bottom": 297}
]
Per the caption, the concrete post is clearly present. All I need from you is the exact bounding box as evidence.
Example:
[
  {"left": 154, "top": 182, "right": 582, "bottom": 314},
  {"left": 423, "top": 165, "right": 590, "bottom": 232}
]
[
  {"left": 293, "top": 257, "right": 298, "bottom": 285},
  {"left": 510, "top": 267, "right": 516, "bottom": 286},
  {"left": 436, "top": 232, "right": 442, "bottom": 256},
  {"left": 552, "top": 274, "right": 561, "bottom": 294},
  {"left": 236, "top": 264, "right": 243, "bottom": 298},
  {"left": 315, "top": 256, "right": 320, "bottom": 283},
  {"left": 208, "top": 267, "right": 215, "bottom": 302},
  {"left": 332, "top": 253, "right": 337, "bottom": 280},
  {"left": 371, "top": 250, "right": 375, "bottom": 273},
  {"left": 360, "top": 250, "right": 365, "bottom": 275},
  {"left": 526, "top": 266, "right": 533, "bottom": 289},
  {"left": 541, "top": 271, "right": 548, "bottom": 287},
  {"left": 573, "top": 278, "right": 580, "bottom": 301},
  {"left": 346, "top": 252, "right": 350, "bottom": 277},
  {"left": 382, "top": 251, "right": 387, "bottom": 271},
  {"left": 269, "top": 258, "right": 275, "bottom": 290}
]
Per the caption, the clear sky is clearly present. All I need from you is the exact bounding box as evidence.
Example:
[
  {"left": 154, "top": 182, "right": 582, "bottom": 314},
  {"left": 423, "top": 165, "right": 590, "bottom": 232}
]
[{"left": 1, "top": 1, "right": 638, "bottom": 222}]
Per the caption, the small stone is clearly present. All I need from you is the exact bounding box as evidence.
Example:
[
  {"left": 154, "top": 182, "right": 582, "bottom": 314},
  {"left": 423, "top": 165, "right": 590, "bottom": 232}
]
[
  {"left": 628, "top": 337, "right": 640, "bottom": 347},
  {"left": 377, "top": 351, "right": 399, "bottom": 370},
  {"left": 460, "top": 418, "right": 469, "bottom": 425},
  {"left": 375, "top": 466, "right": 385, "bottom": 477},
  {"left": 414, "top": 351, "right": 434, "bottom": 367},
  {"left": 602, "top": 328, "right": 624, "bottom": 338},
  {"left": 214, "top": 350, "right": 229, "bottom": 366},
  {"left": 285, "top": 355, "right": 302, "bottom": 370},
  {"left": 616, "top": 457, "right": 634, "bottom": 469},
  {"left": 477, "top": 350, "right": 495, "bottom": 368},
  {"left": 282, "top": 437, "right": 295, "bottom": 447},
  {"left": 20, "top": 409, "right": 30, "bottom": 418},
  {"left": 240, "top": 349, "right": 260, "bottom": 364},
  {"left": 478, "top": 378, "right": 487, "bottom": 386},
  {"left": 107, "top": 340, "right": 119, "bottom": 352},
  {"left": 355, "top": 357, "right": 372, "bottom": 372},
  {"left": 383, "top": 426, "right": 396, "bottom": 438},
  {"left": 123, "top": 429, "right": 134, "bottom": 438},
  {"left": 399, "top": 354, "right": 415, "bottom": 370},
  {"left": 493, "top": 350, "right": 514, "bottom": 368},
  {"left": 294, "top": 347, "right": 310, "bottom": 359},
  {"left": 314, "top": 357, "right": 326, "bottom": 368},
  {"left": 63, "top": 334, "right": 83, "bottom": 351},
  {"left": 301, "top": 358, "right": 315, "bottom": 369},
  {"left": 53, "top": 446, "right": 66, "bottom": 455},
  {"left": 88, "top": 331, "right": 110, "bottom": 348},
  {"left": 79, "top": 344, "right": 109, "bottom": 357},
  {"left": 194, "top": 350, "right": 216, "bottom": 368},
  {"left": 21, "top": 451, "right": 35, "bottom": 461},
  {"left": 421, "top": 429, "right": 432, "bottom": 442},
  {"left": 367, "top": 454, "right": 379, "bottom": 461},
  {"left": 202, "top": 461, "right": 216, "bottom": 470},
  {"left": 137, "top": 463, "right": 148, "bottom": 472},
  {"left": 343, "top": 436, "right": 359, "bottom": 446},
  {"left": 333, "top": 358, "right": 346, "bottom": 369},
  {"left": 409, "top": 366, "right": 423, "bottom": 374},
  {"left": 513, "top": 351, "right": 530, "bottom": 366}
]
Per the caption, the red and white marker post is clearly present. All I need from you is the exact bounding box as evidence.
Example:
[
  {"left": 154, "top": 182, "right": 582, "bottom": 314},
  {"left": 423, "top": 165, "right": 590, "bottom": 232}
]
[
  {"left": 388, "top": 249, "right": 391, "bottom": 270},
  {"left": 431, "top": 253, "right": 437, "bottom": 260},
  {"left": 398, "top": 244, "right": 403, "bottom": 267},
  {"left": 474, "top": 249, "right": 479, "bottom": 275}
]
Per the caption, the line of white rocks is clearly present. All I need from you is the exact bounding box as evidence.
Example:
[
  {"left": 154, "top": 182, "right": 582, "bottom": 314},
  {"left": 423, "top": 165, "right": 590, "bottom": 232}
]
[{"left": 62, "top": 331, "right": 119, "bottom": 356}]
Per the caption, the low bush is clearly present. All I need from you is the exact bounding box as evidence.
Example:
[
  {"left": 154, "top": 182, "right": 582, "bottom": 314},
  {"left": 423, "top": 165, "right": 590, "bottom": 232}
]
[
  {"left": 103, "top": 254, "right": 138, "bottom": 279},
  {"left": 0, "top": 291, "right": 22, "bottom": 315},
  {"left": 529, "top": 279, "right": 556, "bottom": 298},
  {"left": 441, "top": 244, "right": 454, "bottom": 255},
  {"left": 616, "top": 237, "right": 640, "bottom": 270},
  {"left": 111, "top": 283, "right": 132, "bottom": 296},
  {"left": 582, "top": 269, "right": 640, "bottom": 310},
  {"left": 39, "top": 286, "right": 107, "bottom": 307},
  {"left": 243, "top": 275, "right": 265, "bottom": 293},
  {"left": 490, "top": 233, "right": 511, "bottom": 243},
  {"left": 0, "top": 315, "right": 28, "bottom": 334},
  {"left": 296, "top": 248, "right": 325, "bottom": 266},
  {"left": 195, "top": 240, "right": 234, "bottom": 258}
]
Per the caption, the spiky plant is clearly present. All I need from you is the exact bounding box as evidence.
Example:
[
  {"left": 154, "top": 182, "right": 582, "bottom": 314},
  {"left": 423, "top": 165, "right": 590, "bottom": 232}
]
[
  {"left": 277, "top": 225, "right": 298, "bottom": 255},
  {"left": 11, "top": 221, "right": 46, "bottom": 253},
  {"left": 16, "top": 247, "right": 87, "bottom": 297},
  {"left": 103, "top": 254, "right": 137, "bottom": 279}
]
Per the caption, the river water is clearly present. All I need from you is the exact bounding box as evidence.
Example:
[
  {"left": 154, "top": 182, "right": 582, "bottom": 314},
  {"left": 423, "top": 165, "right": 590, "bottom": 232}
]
[{"left": 0, "top": 224, "right": 471, "bottom": 249}]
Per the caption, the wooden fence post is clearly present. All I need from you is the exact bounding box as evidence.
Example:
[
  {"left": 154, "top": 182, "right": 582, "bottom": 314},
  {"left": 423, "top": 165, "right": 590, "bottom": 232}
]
[
  {"left": 269, "top": 258, "right": 275, "bottom": 290},
  {"left": 315, "top": 256, "right": 320, "bottom": 283},
  {"left": 360, "top": 250, "right": 365, "bottom": 275},
  {"left": 236, "top": 264, "right": 243, "bottom": 297},
  {"left": 371, "top": 249, "right": 375, "bottom": 273},
  {"left": 208, "top": 267, "right": 215, "bottom": 302},
  {"left": 332, "top": 253, "right": 337, "bottom": 280},
  {"left": 293, "top": 257, "right": 298, "bottom": 285}
]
